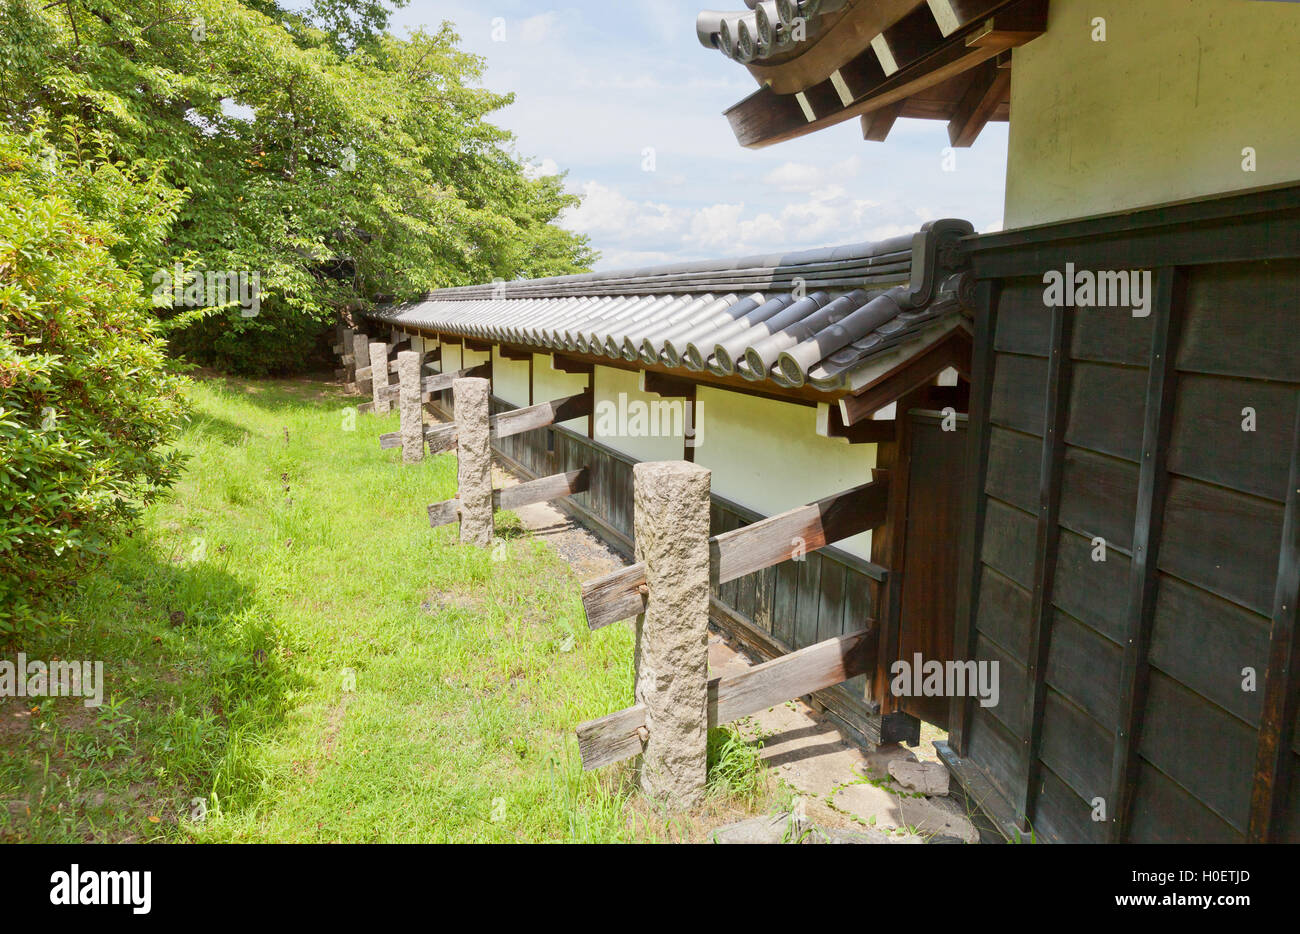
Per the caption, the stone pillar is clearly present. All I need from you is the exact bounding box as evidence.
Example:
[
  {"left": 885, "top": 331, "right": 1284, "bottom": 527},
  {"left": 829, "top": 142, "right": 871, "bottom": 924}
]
[
  {"left": 397, "top": 350, "right": 423, "bottom": 464},
  {"left": 453, "top": 377, "right": 492, "bottom": 546},
  {"left": 353, "top": 333, "right": 372, "bottom": 396},
  {"left": 340, "top": 327, "right": 356, "bottom": 383},
  {"left": 632, "top": 460, "right": 711, "bottom": 809},
  {"left": 369, "top": 341, "right": 390, "bottom": 415}
]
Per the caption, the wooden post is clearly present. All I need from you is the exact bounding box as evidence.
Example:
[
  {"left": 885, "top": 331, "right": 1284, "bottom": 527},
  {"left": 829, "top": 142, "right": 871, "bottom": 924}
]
[
  {"left": 453, "top": 377, "right": 493, "bottom": 547},
  {"left": 353, "top": 333, "right": 372, "bottom": 396},
  {"left": 633, "top": 460, "right": 711, "bottom": 809},
  {"left": 369, "top": 341, "right": 391, "bottom": 415},
  {"left": 397, "top": 350, "right": 423, "bottom": 464}
]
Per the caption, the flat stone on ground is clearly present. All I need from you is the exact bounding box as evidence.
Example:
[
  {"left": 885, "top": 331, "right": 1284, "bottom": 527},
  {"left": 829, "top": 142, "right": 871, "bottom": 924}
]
[{"left": 888, "top": 758, "right": 950, "bottom": 796}]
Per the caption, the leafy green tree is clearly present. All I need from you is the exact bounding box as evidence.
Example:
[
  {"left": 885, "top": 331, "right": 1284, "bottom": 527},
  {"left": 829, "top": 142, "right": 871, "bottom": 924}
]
[{"left": 0, "top": 0, "right": 594, "bottom": 374}]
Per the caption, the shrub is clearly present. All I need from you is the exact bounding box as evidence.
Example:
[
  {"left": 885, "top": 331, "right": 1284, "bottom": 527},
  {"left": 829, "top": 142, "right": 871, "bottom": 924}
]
[{"left": 0, "top": 131, "right": 189, "bottom": 634}]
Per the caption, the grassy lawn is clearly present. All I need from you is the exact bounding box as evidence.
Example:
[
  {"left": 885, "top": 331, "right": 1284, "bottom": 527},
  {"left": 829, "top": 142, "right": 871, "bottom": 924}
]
[{"left": 0, "top": 375, "right": 773, "bottom": 842}]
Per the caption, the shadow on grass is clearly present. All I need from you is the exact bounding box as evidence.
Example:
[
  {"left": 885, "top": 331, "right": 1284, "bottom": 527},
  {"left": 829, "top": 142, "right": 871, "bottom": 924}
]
[{"left": 0, "top": 537, "right": 310, "bottom": 841}]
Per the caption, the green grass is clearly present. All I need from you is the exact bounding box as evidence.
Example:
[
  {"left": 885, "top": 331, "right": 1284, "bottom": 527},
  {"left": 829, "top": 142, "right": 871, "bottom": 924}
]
[{"left": 0, "top": 375, "right": 769, "bottom": 842}]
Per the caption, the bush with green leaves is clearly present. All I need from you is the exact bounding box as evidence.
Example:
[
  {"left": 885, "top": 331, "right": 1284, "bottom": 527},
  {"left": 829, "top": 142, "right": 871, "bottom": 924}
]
[{"left": 0, "top": 130, "right": 189, "bottom": 634}]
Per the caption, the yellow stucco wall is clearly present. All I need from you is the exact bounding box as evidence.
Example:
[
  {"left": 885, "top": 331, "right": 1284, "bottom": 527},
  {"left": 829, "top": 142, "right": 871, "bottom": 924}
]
[
  {"left": 492, "top": 347, "right": 530, "bottom": 407},
  {"left": 693, "top": 387, "right": 877, "bottom": 561},
  {"left": 1005, "top": 0, "right": 1300, "bottom": 228},
  {"left": 531, "top": 354, "right": 590, "bottom": 432},
  {"left": 591, "top": 365, "right": 688, "bottom": 462},
  {"left": 440, "top": 341, "right": 462, "bottom": 374}
]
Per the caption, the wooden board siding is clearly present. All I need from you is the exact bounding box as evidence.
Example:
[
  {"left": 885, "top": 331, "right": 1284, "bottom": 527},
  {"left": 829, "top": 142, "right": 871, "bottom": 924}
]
[
  {"left": 896, "top": 412, "right": 968, "bottom": 729},
  {"left": 949, "top": 186, "right": 1300, "bottom": 843},
  {"left": 482, "top": 395, "right": 886, "bottom": 739}
]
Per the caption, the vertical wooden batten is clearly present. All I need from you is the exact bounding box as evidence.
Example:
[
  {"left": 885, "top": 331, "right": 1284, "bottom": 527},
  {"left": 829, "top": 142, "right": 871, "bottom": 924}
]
[
  {"left": 1248, "top": 401, "right": 1300, "bottom": 842},
  {"left": 1107, "top": 266, "right": 1188, "bottom": 843},
  {"left": 1017, "top": 302, "right": 1074, "bottom": 831},
  {"left": 949, "top": 280, "right": 1001, "bottom": 756}
]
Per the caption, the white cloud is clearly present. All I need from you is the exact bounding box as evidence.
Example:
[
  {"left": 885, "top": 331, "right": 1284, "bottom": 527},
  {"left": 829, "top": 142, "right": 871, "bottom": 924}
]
[
  {"left": 523, "top": 157, "right": 560, "bottom": 180},
  {"left": 389, "top": 1, "right": 1009, "bottom": 270},
  {"left": 517, "top": 12, "right": 561, "bottom": 44},
  {"left": 560, "top": 177, "right": 945, "bottom": 269}
]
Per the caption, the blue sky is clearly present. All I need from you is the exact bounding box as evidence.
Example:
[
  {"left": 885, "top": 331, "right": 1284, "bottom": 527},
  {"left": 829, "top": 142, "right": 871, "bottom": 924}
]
[{"left": 388, "top": 1, "right": 1010, "bottom": 270}]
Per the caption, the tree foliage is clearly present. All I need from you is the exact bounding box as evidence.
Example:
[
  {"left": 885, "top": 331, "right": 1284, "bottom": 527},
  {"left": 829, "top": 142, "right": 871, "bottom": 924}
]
[
  {"left": 0, "top": 0, "right": 593, "bottom": 629},
  {"left": 0, "top": 0, "right": 595, "bottom": 373}
]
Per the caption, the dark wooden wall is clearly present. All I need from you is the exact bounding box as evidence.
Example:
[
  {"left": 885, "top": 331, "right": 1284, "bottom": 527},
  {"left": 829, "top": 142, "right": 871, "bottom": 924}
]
[
  {"left": 944, "top": 183, "right": 1300, "bottom": 843},
  {"left": 896, "top": 411, "right": 968, "bottom": 729}
]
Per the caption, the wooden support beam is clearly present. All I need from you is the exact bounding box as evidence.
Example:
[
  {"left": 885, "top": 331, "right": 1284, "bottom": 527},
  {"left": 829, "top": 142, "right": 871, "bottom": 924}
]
[
  {"left": 965, "top": 0, "right": 1048, "bottom": 48},
  {"left": 464, "top": 338, "right": 493, "bottom": 354},
  {"left": 413, "top": 390, "right": 592, "bottom": 454},
  {"left": 491, "top": 391, "right": 592, "bottom": 441},
  {"left": 820, "top": 403, "right": 898, "bottom": 443},
  {"left": 552, "top": 355, "right": 593, "bottom": 376},
  {"left": 495, "top": 468, "right": 588, "bottom": 513},
  {"left": 641, "top": 371, "right": 694, "bottom": 398},
  {"left": 871, "top": 4, "right": 945, "bottom": 76},
  {"left": 576, "top": 704, "right": 648, "bottom": 771},
  {"left": 709, "top": 628, "right": 876, "bottom": 728},
  {"left": 925, "top": 0, "right": 1007, "bottom": 36},
  {"left": 724, "top": 0, "right": 1043, "bottom": 149},
  {"left": 497, "top": 346, "right": 532, "bottom": 362},
  {"left": 1016, "top": 303, "right": 1073, "bottom": 832},
  {"left": 711, "top": 472, "right": 890, "bottom": 585},
  {"left": 427, "top": 498, "right": 460, "bottom": 528},
  {"left": 860, "top": 102, "right": 903, "bottom": 142},
  {"left": 424, "top": 423, "right": 458, "bottom": 455},
  {"left": 947, "top": 58, "right": 1010, "bottom": 147},
  {"left": 949, "top": 280, "right": 1000, "bottom": 755},
  {"left": 577, "top": 629, "right": 876, "bottom": 770},
  {"left": 427, "top": 469, "right": 590, "bottom": 529},
  {"left": 1248, "top": 403, "right": 1300, "bottom": 841},
  {"left": 581, "top": 473, "right": 890, "bottom": 631},
  {"left": 1108, "top": 267, "right": 1187, "bottom": 842},
  {"left": 421, "top": 365, "right": 486, "bottom": 395},
  {"left": 839, "top": 331, "right": 973, "bottom": 426}
]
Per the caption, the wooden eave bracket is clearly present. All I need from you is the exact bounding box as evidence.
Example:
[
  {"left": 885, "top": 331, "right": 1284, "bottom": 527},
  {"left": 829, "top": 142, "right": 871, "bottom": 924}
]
[{"left": 839, "top": 329, "right": 973, "bottom": 426}]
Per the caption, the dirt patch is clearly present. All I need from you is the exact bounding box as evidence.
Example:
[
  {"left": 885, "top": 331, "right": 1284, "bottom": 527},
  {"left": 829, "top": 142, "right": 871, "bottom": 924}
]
[{"left": 420, "top": 588, "right": 485, "bottom": 615}]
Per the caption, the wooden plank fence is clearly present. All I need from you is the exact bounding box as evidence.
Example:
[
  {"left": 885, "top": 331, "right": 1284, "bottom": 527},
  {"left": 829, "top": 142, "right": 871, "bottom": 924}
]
[{"left": 571, "top": 460, "right": 890, "bottom": 806}]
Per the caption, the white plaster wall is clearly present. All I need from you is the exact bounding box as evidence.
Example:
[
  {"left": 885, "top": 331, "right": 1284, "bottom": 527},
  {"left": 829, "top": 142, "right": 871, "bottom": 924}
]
[
  {"left": 493, "top": 348, "right": 531, "bottom": 407},
  {"left": 1005, "top": 0, "right": 1300, "bottom": 228},
  {"left": 441, "top": 341, "right": 462, "bottom": 373},
  {"left": 532, "top": 354, "right": 590, "bottom": 432},
  {"left": 693, "top": 386, "right": 877, "bottom": 561},
  {"left": 591, "top": 365, "right": 687, "bottom": 462}
]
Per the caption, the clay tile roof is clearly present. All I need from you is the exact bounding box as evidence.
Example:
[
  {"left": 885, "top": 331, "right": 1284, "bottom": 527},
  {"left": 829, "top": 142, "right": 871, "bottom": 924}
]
[{"left": 368, "top": 219, "right": 975, "bottom": 394}]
